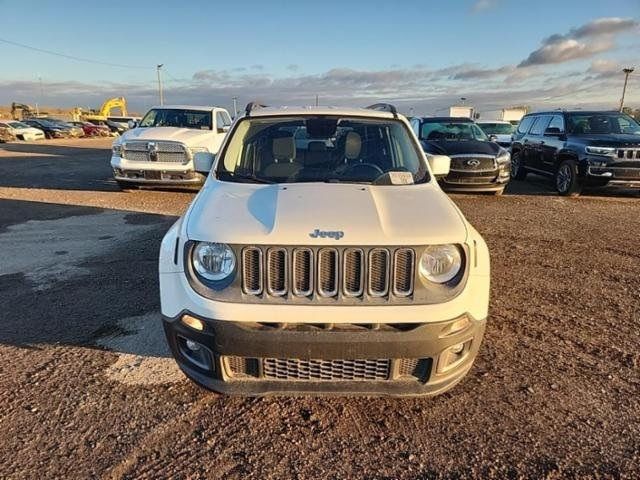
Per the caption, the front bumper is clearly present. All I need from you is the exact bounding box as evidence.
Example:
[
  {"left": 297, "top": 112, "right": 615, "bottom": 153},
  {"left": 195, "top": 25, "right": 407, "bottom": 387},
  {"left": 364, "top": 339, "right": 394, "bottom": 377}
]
[
  {"left": 586, "top": 165, "right": 640, "bottom": 186},
  {"left": 163, "top": 312, "right": 486, "bottom": 396},
  {"left": 111, "top": 155, "right": 204, "bottom": 186}
]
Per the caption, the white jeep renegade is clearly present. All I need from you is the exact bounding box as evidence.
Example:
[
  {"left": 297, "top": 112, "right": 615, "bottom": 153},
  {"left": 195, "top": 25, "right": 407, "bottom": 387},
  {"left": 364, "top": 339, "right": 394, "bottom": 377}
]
[
  {"left": 159, "top": 103, "right": 490, "bottom": 396},
  {"left": 111, "top": 105, "right": 232, "bottom": 189}
]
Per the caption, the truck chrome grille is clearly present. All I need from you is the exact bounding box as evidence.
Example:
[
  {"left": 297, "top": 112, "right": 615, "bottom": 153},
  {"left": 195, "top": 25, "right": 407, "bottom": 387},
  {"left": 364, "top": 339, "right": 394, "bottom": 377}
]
[
  {"left": 449, "top": 154, "right": 497, "bottom": 172},
  {"left": 123, "top": 141, "right": 188, "bottom": 164},
  {"left": 240, "top": 246, "right": 416, "bottom": 301}
]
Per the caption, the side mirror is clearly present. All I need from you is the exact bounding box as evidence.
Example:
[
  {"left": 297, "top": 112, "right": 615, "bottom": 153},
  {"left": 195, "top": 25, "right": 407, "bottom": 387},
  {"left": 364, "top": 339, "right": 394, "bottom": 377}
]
[
  {"left": 427, "top": 154, "right": 451, "bottom": 177},
  {"left": 193, "top": 152, "right": 215, "bottom": 173},
  {"left": 127, "top": 120, "right": 138, "bottom": 129},
  {"left": 488, "top": 134, "right": 498, "bottom": 142},
  {"left": 217, "top": 125, "right": 230, "bottom": 134}
]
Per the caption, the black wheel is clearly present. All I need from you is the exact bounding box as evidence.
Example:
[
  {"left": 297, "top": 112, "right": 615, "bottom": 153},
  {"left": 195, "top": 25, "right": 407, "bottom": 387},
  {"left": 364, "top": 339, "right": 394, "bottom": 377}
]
[
  {"left": 510, "top": 150, "right": 527, "bottom": 180},
  {"left": 555, "top": 160, "right": 582, "bottom": 197}
]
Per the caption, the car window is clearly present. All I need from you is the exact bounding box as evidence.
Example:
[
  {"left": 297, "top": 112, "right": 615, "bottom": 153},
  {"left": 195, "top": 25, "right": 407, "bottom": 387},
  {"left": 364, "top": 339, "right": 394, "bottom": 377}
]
[
  {"left": 516, "top": 116, "right": 535, "bottom": 134},
  {"left": 216, "top": 111, "right": 231, "bottom": 129},
  {"left": 546, "top": 115, "right": 565, "bottom": 133},
  {"left": 217, "top": 116, "right": 429, "bottom": 185},
  {"left": 529, "top": 116, "right": 551, "bottom": 135},
  {"left": 139, "top": 108, "right": 212, "bottom": 130},
  {"left": 479, "top": 123, "right": 515, "bottom": 135},
  {"left": 420, "top": 121, "right": 488, "bottom": 141}
]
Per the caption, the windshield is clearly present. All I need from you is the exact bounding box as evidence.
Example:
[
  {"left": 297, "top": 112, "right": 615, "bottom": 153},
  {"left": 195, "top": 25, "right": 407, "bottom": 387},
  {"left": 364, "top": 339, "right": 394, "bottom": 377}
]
[
  {"left": 139, "top": 108, "right": 212, "bottom": 130},
  {"left": 421, "top": 121, "right": 488, "bottom": 141},
  {"left": 478, "top": 123, "right": 515, "bottom": 135},
  {"left": 32, "top": 120, "right": 59, "bottom": 128},
  {"left": 216, "top": 116, "right": 429, "bottom": 185},
  {"left": 565, "top": 113, "right": 640, "bottom": 135},
  {"left": 8, "top": 121, "right": 28, "bottom": 128}
]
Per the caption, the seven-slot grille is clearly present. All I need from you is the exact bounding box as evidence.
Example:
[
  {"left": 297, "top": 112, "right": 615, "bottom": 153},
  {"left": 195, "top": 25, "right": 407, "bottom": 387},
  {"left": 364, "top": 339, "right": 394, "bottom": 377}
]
[
  {"left": 123, "top": 141, "right": 188, "bottom": 163},
  {"left": 241, "top": 246, "right": 416, "bottom": 299}
]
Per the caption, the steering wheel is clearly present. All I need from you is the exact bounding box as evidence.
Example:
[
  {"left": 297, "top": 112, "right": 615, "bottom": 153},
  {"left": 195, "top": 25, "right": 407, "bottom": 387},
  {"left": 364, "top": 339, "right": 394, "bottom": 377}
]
[{"left": 340, "top": 163, "right": 384, "bottom": 181}]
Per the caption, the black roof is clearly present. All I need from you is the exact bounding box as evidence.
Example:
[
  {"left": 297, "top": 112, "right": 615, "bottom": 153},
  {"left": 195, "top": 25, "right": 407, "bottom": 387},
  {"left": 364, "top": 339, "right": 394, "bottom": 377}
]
[
  {"left": 526, "top": 110, "right": 622, "bottom": 116},
  {"left": 418, "top": 116, "right": 474, "bottom": 123}
]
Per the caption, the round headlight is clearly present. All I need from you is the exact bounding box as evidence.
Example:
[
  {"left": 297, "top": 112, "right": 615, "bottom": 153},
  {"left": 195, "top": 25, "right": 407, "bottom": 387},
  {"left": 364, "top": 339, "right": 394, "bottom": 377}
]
[
  {"left": 192, "top": 242, "right": 236, "bottom": 281},
  {"left": 419, "top": 245, "right": 462, "bottom": 284}
]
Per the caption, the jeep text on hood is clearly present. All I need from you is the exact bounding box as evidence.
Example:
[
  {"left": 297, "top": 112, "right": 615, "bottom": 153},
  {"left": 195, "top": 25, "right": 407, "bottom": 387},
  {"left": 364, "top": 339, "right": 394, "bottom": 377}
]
[{"left": 159, "top": 104, "right": 491, "bottom": 397}]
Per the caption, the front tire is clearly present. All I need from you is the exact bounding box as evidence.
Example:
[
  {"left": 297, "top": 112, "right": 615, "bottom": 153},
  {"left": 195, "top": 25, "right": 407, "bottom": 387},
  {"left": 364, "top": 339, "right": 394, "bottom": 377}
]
[
  {"left": 511, "top": 151, "right": 527, "bottom": 180},
  {"left": 555, "top": 160, "right": 582, "bottom": 197}
]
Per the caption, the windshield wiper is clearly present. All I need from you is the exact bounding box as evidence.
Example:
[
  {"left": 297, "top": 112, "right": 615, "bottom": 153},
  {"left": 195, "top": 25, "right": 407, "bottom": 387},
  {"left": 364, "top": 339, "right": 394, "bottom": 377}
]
[{"left": 217, "top": 171, "right": 275, "bottom": 184}]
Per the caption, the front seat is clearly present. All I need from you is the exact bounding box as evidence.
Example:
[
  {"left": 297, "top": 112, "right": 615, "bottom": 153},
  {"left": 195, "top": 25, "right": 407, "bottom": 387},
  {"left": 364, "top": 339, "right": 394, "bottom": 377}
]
[{"left": 262, "top": 135, "right": 301, "bottom": 180}]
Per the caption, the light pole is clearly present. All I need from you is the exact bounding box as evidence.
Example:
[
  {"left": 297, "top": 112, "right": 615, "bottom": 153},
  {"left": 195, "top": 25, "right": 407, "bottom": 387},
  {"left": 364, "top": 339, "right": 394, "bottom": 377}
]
[
  {"left": 157, "top": 64, "right": 164, "bottom": 106},
  {"left": 619, "top": 67, "right": 634, "bottom": 112},
  {"left": 232, "top": 96, "right": 238, "bottom": 117}
]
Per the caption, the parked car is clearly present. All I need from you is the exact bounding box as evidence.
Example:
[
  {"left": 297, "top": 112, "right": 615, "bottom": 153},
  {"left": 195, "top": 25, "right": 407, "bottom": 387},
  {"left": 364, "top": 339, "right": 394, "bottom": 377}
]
[
  {"left": 22, "top": 119, "right": 72, "bottom": 139},
  {"left": 70, "top": 121, "right": 110, "bottom": 137},
  {"left": 0, "top": 125, "right": 17, "bottom": 143},
  {"left": 476, "top": 121, "right": 516, "bottom": 148},
  {"left": 0, "top": 120, "right": 45, "bottom": 141},
  {"left": 42, "top": 119, "right": 84, "bottom": 138},
  {"left": 159, "top": 103, "right": 491, "bottom": 396},
  {"left": 410, "top": 117, "right": 511, "bottom": 195},
  {"left": 87, "top": 118, "right": 126, "bottom": 136},
  {"left": 510, "top": 110, "right": 640, "bottom": 196},
  {"left": 111, "top": 105, "right": 232, "bottom": 189}
]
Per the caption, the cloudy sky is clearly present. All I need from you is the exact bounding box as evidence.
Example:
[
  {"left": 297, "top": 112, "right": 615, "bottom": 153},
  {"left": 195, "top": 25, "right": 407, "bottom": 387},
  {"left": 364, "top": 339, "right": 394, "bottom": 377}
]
[{"left": 1, "top": 0, "right": 639, "bottom": 118}]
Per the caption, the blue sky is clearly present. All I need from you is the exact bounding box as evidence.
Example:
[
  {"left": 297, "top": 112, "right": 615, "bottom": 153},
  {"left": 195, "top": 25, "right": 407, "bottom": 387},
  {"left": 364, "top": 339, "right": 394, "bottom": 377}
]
[{"left": 1, "top": 0, "right": 639, "bottom": 116}]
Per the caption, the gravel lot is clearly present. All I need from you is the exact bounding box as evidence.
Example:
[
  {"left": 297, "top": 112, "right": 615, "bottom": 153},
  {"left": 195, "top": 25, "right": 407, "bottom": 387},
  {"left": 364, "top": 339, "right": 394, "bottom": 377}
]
[{"left": 0, "top": 138, "right": 638, "bottom": 479}]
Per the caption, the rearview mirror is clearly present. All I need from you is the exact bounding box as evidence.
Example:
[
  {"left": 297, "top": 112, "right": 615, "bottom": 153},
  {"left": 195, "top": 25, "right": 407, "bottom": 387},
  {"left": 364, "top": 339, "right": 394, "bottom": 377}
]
[
  {"left": 194, "top": 152, "right": 215, "bottom": 173},
  {"left": 427, "top": 154, "right": 451, "bottom": 177},
  {"left": 127, "top": 120, "right": 138, "bottom": 129}
]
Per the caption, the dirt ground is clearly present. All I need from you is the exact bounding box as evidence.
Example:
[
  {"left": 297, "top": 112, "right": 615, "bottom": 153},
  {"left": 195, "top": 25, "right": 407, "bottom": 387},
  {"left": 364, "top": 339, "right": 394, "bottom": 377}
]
[{"left": 0, "top": 138, "right": 638, "bottom": 479}]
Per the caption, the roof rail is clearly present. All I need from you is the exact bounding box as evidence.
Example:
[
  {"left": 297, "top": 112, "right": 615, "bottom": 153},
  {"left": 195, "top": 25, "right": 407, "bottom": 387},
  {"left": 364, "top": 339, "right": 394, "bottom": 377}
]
[
  {"left": 365, "top": 103, "right": 398, "bottom": 118},
  {"left": 244, "top": 101, "right": 268, "bottom": 117}
]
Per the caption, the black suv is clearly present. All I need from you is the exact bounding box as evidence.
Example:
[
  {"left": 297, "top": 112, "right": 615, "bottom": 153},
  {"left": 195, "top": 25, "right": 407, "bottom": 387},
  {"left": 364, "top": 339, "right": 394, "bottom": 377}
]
[
  {"left": 410, "top": 117, "right": 511, "bottom": 194},
  {"left": 511, "top": 110, "right": 640, "bottom": 196}
]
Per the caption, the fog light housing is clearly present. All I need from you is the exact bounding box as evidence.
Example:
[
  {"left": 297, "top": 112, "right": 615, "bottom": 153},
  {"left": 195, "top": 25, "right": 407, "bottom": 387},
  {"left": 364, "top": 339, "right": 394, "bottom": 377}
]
[
  {"left": 177, "top": 335, "right": 213, "bottom": 371},
  {"left": 181, "top": 314, "right": 204, "bottom": 331},
  {"left": 437, "top": 339, "right": 472, "bottom": 373}
]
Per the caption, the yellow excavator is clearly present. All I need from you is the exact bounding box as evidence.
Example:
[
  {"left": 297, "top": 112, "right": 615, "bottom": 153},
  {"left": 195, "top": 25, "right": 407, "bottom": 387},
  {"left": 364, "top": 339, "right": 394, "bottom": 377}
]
[{"left": 73, "top": 97, "right": 128, "bottom": 122}]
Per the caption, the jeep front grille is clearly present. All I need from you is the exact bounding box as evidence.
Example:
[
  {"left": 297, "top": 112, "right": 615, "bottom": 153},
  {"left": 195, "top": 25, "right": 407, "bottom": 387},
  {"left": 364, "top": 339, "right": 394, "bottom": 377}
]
[
  {"left": 617, "top": 148, "right": 640, "bottom": 159},
  {"left": 123, "top": 141, "right": 189, "bottom": 164},
  {"left": 240, "top": 246, "right": 415, "bottom": 300}
]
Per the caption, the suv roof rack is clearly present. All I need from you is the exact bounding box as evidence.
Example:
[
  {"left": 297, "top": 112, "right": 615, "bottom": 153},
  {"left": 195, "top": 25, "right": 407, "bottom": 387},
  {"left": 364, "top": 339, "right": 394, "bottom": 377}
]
[
  {"left": 365, "top": 103, "right": 398, "bottom": 118},
  {"left": 244, "top": 101, "right": 269, "bottom": 117}
]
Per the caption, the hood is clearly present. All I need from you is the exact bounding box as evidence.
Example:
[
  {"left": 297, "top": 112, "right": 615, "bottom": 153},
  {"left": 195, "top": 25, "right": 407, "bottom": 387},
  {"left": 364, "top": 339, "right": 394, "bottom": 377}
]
[
  {"left": 120, "top": 126, "right": 214, "bottom": 147},
  {"left": 569, "top": 133, "right": 640, "bottom": 147},
  {"left": 186, "top": 181, "right": 467, "bottom": 246},
  {"left": 421, "top": 139, "right": 500, "bottom": 156}
]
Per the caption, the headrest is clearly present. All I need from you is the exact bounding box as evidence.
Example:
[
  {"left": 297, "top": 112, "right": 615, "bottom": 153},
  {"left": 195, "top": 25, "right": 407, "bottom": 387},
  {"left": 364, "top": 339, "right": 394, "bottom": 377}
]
[
  {"left": 345, "top": 132, "right": 361, "bottom": 160},
  {"left": 272, "top": 136, "right": 296, "bottom": 161},
  {"left": 308, "top": 141, "right": 326, "bottom": 152}
]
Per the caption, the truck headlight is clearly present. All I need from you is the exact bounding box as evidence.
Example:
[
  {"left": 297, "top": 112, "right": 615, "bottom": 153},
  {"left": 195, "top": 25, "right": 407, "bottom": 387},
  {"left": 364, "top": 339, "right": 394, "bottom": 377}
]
[
  {"left": 192, "top": 242, "right": 236, "bottom": 282},
  {"left": 419, "top": 245, "right": 462, "bottom": 284},
  {"left": 585, "top": 146, "right": 615, "bottom": 156},
  {"left": 112, "top": 143, "right": 123, "bottom": 155},
  {"left": 496, "top": 148, "right": 510, "bottom": 164}
]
